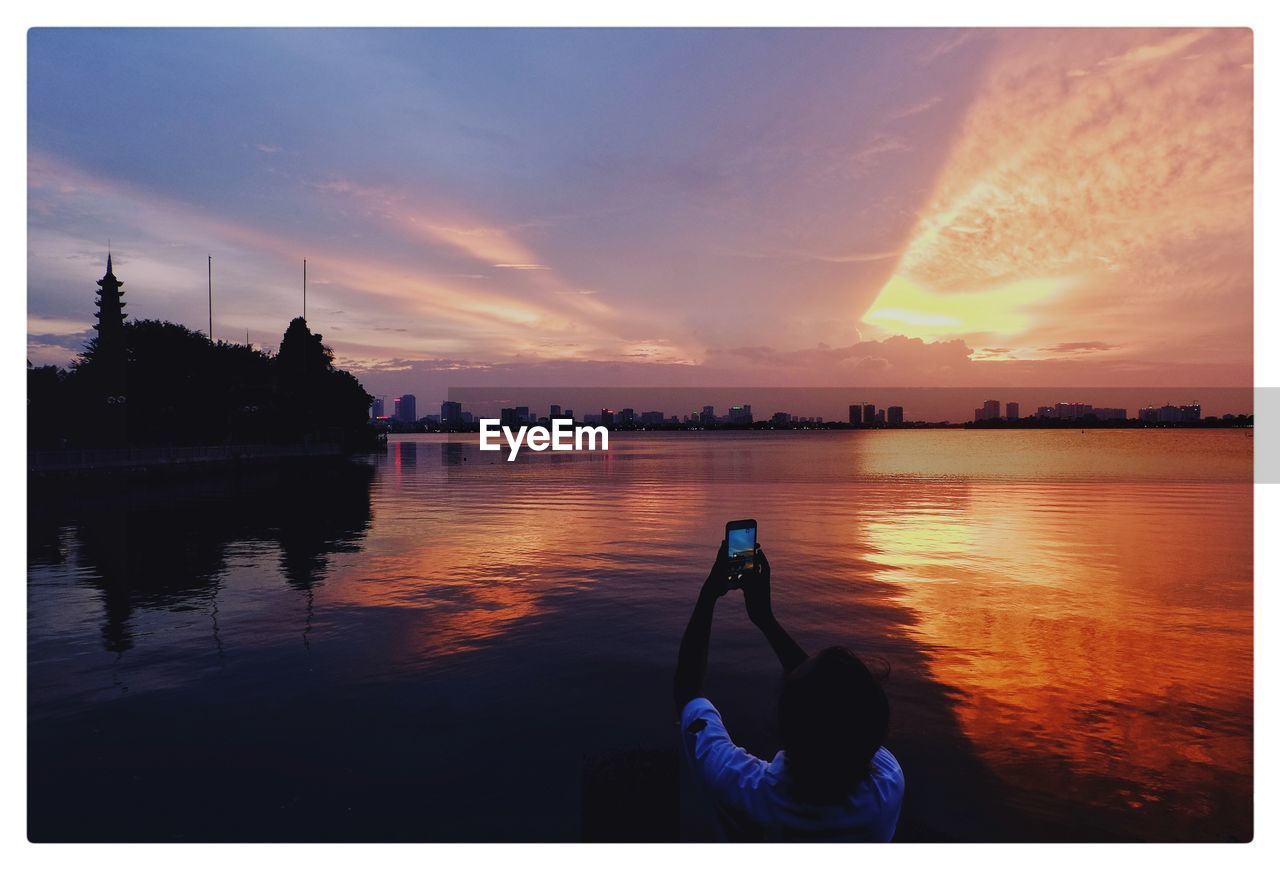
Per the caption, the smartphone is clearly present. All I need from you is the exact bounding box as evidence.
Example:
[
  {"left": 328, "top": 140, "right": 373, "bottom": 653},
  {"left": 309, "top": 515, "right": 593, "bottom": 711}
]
[{"left": 725, "top": 519, "right": 757, "bottom": 584}]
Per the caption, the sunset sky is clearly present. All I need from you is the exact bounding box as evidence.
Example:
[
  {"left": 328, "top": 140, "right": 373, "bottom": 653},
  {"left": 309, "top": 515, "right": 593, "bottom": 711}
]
[{"left": 27, "top": 28, "right": 1253, "bottom": 404}]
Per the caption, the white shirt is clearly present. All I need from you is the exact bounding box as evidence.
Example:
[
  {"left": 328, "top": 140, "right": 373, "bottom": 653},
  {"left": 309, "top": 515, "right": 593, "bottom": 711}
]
[{"left": 680, "top": 696, "right": 905, "bottom": 841}]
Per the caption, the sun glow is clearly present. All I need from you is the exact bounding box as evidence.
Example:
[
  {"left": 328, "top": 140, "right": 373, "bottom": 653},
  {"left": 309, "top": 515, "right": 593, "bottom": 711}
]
[{"left": 862, "top": 274, "right": 1073, "bottom": 341}]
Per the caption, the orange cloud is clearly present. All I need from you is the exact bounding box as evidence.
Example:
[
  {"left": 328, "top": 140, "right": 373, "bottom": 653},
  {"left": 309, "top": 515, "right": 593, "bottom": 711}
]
[{"left": 862, "top": 29, "right": 1252, "bottom": 378}]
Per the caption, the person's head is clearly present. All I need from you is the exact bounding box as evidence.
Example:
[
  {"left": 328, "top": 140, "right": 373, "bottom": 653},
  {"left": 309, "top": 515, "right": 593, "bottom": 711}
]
[{"left": 777, "top": 646, "right": 890, "bottom": 803}]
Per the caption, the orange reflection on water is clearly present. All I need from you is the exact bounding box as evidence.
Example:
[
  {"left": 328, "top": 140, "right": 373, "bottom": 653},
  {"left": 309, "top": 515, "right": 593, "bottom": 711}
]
[
  {"left": 322, "top": 440, "right": 710, "bottom": 667},
  {"left": 860, "top": 481, "right": 1251, "bottom": 831}
]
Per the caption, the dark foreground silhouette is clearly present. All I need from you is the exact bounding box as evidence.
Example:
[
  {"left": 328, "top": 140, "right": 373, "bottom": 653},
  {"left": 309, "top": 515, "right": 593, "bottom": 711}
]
[{"left": 673, "top": 541, "right": 903, "bottom": 841}]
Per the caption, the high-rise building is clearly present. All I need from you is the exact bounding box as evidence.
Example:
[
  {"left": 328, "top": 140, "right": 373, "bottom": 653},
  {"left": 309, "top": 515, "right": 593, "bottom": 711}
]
[
  {"left": 1055, "top": 402, "right": 1092, "bottom": 420},
  {"left": 1093, "top": 407, "right": 1126, "bottom": 421},
  {"left": 441, "top": 401, "right": 463, "bottom": 427},
  {"left": 701, "top": 405, "right": 716, "bottom": 425},
  {"left": 371, "top": 397, "right": 385, "bottom": 419},
  {"left": 729, "top": 404, "right": 753, "bottom": 424},
  {"left": 1180, "top": 403, "right": 1201, "bottom": 422},
  {"left": 563, "top": 409, "right": 574, "bottom": 421},
  {"left": 618, "top": 408, "right": 636, "bottom": 427},
  {"left": 500, "top": 407, "right": 519, "bottom": 427},
  {"left": 982, "top": 399, "right": 1001, "bottom": 421},
  {"left": 1006, "top": 402, "right": 1020, "bottom": 421},
  {"left": 550, "top": 404, "right": 562, "bottom": 419},
  {"left": 772, "top": 412, "right": 791, "bottom": 425},
  {"left": 887, "top": 406, "right": 904, "bottom": 425},
  {"left": 639, "top": 410, "right": 664, "bottom": 426},
  {"left": 601, "top": 408, "right": 615, "bottom": 427},
  {"left": 849, "top": 405, "right": 861, "bottom": 425},
  {"left": 394, "top": 394, "right": 417, "bottom": 423},
  {"left": 862, "top": 403, "right": 877, "bottom": 424},
  {"left": 515, "top": 406, "right": 530, "bottom": 424}
]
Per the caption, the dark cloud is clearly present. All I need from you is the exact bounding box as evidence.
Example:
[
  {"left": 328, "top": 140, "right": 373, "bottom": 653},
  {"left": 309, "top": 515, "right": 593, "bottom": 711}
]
[{"left": 1040, "top": 341, "right": 1117, "bottom": 354}]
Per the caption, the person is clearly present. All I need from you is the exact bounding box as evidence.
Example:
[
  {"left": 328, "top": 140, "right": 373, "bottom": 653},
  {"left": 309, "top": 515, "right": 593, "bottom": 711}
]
[{"left": 673, "top": 540, "right": 904, "bottom": 841}]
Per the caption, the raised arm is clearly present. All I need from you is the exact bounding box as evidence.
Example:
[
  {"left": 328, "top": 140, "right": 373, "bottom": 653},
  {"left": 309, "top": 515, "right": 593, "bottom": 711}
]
[
  {"left": 741, "top": 546, "right": 808, "bottom": 673},
  {"left": 673, "top": 540, "right": 730, "bottom": 709}
]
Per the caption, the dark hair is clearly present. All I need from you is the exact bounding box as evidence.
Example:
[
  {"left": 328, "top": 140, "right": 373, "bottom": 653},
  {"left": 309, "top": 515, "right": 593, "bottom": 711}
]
[{"left": 777, "top": 646, "right": 890, "bottom": 804}]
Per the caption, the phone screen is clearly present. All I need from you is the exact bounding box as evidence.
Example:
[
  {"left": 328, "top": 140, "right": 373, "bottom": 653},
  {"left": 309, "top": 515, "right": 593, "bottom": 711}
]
[{"left": 726, "top": 524, "right": 756, "bottom": 573}]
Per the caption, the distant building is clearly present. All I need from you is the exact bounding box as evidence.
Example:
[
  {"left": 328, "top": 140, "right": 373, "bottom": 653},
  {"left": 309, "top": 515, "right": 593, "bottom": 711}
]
[
  {"left": 1037, "top": 406, "right": 1054, "bottom": 419},
  {"left": 394, "top": 394, "right": 417, "bottom": 423},
  {"left": 875, "top": 409, "right": 885, "bottom": 424},
  {"left": 1055, "top": 402, "right": 1092, "bottom": 420},
  {"left": 1156, "top": 405, "right": 1181, "bottom": 423},
  {"left": 371, "top": 397, "right": 385, "bottom": 419},
  {"left": 862, "top": 403, "right": 877, "bottom": 425},
  {"left": 500, "top": 407, "right": 519, "bottom": 427},
  {"left": 728, "top": 404, "right": 753, "bottom": 424},
  {"left": 701, "top": 405, "right": 716, "bottom": 425},
  {"left": 563, "top": 409, "right": 574, "bottom": 421},
  {"left": 441, "top": 400, "right": 463, "bottom": 427},
  {"left": 550, "top": 404, "right": 562, "bottom": 419},
  {"left": 1180, "top": 403, "right": 1201, "bottom": 422},
  {"left": 772, "top": 412, "right": 791, "bottom": 425},
  {"left": 639, "top": 410, "right": 665, "bottom": 426},
  {"left": 982, "top": 399, "right": 1001, "bottom": 421},
  {"left": 1139, "top": 406, "right": 1158, "bottom": 423},
  {"left": 601, "top": 408, "right": 615, "bottom": 427},
  {"left": 618, "top": 408, "right": 636, "bottom": 427},
  {"left": 849, "top": 405, "right": 860, "bottom": 425},
  {"left": 461, "top": 411, "right": 474, "bottom": 425},
  {"left": 515, "top": 406, "right": 530, "bottom": 424},
  {"left": 887, "top": 406, "right": 904, "bottom": 425},
  {"left": 1093, "top": 407, "right": 1126, "bottom": 421},
  {"left": 1006, "top": 402, "right": 1019, "bottom": 421}
]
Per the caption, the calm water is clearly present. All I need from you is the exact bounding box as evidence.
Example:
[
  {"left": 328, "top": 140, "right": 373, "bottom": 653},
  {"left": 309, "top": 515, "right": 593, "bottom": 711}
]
[{"left": 28, "top": 430, "right": 1253, "bottom": 841}]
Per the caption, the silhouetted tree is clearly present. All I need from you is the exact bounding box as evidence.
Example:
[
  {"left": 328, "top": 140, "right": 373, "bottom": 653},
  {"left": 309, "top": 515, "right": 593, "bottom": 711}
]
[
  {"left": 43, "top": 316, "right": 373, "bottom": 449},
  {"left": 273, "top": 317, "right": 372, "bottom": 444},
  {"left": 27, "top": 363, "right": 69, "bottom": 450}
]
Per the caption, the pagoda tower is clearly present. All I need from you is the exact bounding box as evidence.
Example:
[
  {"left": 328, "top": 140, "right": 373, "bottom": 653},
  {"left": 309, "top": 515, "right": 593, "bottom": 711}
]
[{"left": 94, "top": 253, "right": 127, "bottom": 346}]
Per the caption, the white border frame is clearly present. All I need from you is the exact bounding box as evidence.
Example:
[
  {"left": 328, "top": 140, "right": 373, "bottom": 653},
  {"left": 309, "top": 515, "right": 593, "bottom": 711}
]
[{"left": 4, "top": 2, "right": 1275, "bottom": 867}]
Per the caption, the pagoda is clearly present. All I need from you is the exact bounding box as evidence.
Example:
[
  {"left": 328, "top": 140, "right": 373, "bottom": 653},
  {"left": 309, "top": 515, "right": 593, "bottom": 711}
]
[{"left": 94, "top": 253, "right": 127, "bottom": 345}]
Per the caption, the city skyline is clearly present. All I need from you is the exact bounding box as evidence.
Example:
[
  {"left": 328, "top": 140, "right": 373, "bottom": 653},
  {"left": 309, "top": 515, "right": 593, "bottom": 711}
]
[
  {"left": 27, "top": 29, "right": 1252, "bottom": 405},
  {"left": 372, "top": 393, "right": 1248, "bottom": 429}
]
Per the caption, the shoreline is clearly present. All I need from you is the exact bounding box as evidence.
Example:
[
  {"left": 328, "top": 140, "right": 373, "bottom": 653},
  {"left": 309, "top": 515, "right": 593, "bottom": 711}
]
[{"left": 27, "top": 442, "right": 369, "bottom": 479}]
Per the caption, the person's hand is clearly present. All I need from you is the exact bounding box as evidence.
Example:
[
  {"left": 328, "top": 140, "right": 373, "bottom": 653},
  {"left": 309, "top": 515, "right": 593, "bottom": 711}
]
[
  {"left": 701, "top": 540, "right": 731, "bottom": 599},
  {"left": 741, "top": 545, "right": 774, "bottom": 625}
]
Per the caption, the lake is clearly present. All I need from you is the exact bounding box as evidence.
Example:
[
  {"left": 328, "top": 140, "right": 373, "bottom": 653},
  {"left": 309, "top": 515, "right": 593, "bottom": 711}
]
[{"left": 27, "top": 429, "right": 1253, "bottom": 841}]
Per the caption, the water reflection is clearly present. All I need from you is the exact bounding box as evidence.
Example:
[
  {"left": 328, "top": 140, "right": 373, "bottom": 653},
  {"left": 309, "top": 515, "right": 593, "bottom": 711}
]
[
  {"left": 27, "top": 432, "right": 1253, "bottom": 842},
  {"left": 29, "top": 461, "right": 374, "bottom": 653},
  {"left": 859, "top": 481, "right": 1252, "bottom": 838}
]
